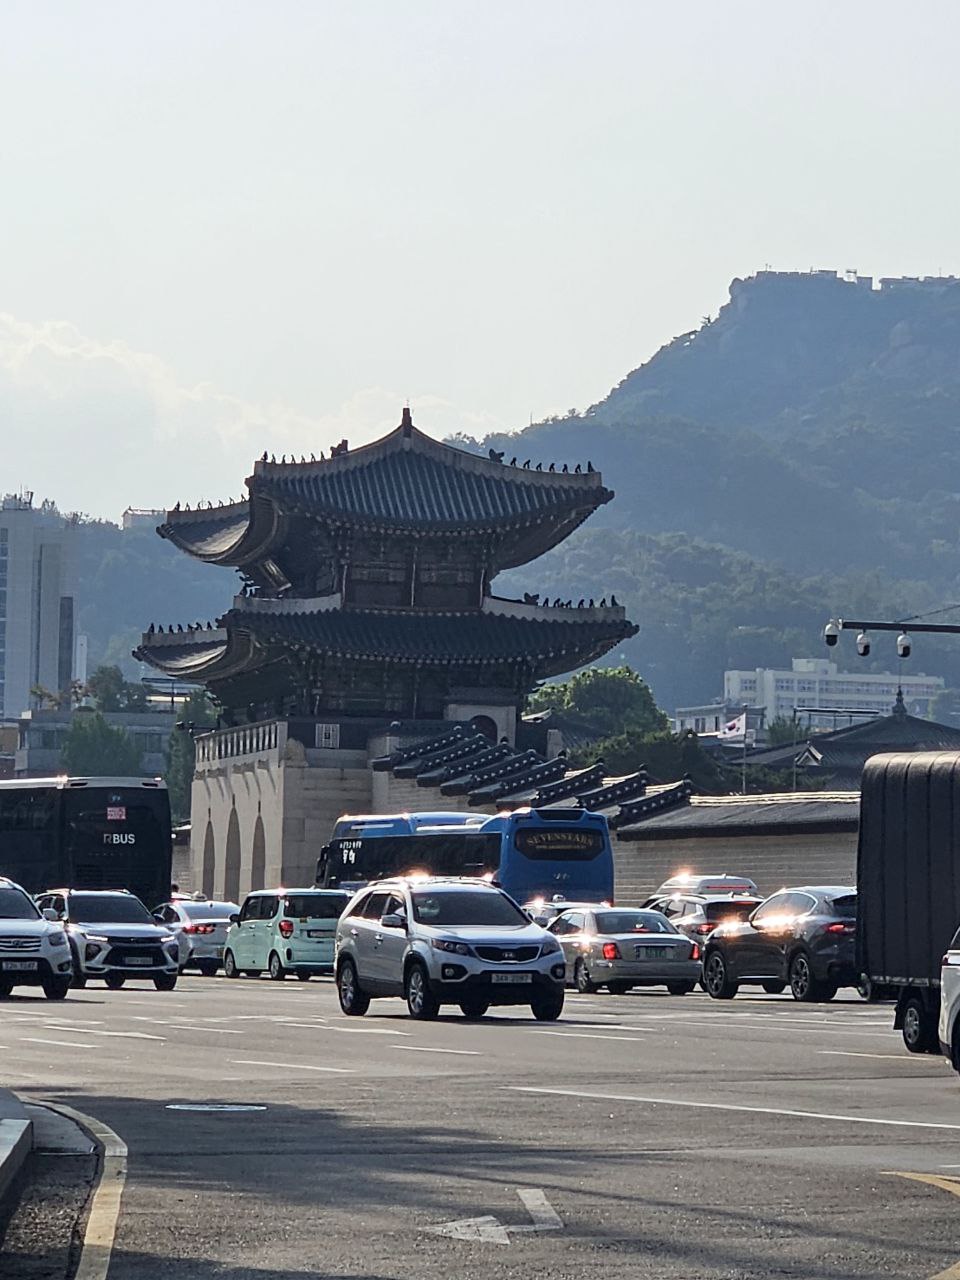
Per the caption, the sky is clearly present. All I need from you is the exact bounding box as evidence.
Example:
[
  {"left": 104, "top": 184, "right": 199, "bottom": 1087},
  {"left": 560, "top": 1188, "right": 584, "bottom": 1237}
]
[{"left": 2, "top": 0, "right": 959, "bottom": 518}]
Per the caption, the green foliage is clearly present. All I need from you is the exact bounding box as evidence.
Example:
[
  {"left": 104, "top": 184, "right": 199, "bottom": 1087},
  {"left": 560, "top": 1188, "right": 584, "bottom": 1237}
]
[
  {"left": 573, "top": 727, "right": 726, "bottom": 793},
  {"left": 164, "top": 690, "right": 217, "bottom": 824},
  {"left": 86, "top": 665, "right": 147, "bottom": 712},
  {"left": 60, "top": 713, "right": 144, "bottom": 777},
  {"left": 766, "top": 716, "right": 800, "bottom": 746},
  {"left": 529, "top": 666, "right": 668, "bottom": 738}
]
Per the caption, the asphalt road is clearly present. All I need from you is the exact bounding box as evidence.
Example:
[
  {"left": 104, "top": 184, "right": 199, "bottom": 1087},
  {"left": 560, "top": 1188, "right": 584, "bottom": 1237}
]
[{"left": 4, "top": 977, "right": 960, "bottom": 1279}]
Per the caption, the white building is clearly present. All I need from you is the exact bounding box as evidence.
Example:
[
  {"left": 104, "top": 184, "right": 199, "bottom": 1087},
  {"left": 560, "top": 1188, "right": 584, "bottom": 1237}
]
[
  {"left": 121, "top": 508, "right": 165, "bottom": 531},
  {"left": 724, "top": 657, "right": 944, "bottom": 729},
  {"left": 0, "top": 494, "right": 77, "bottom": 718}
]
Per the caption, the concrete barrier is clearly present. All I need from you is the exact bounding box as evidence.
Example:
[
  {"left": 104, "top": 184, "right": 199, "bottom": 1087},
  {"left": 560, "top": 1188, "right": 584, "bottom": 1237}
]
[{"left": 0, "top": 1089, "right": 32, "bottom": 1202}]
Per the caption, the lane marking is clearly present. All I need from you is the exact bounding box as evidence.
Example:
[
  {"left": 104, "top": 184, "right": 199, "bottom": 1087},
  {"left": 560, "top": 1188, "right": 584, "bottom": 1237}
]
[
  {"left": 886, "top": 1173, "right": 960, "bottom": 1279},
  {"left": 427, "top": 1187, "right": 563, "bottom": 1246},
  {"left": 395, "top": 1045, "right": 481, "bottom": 1056},
  {"left": 510, "top": 1087, "right": 960, "bottom": 1132},
  {"left": 166, "top": 1104, "right": 267, "bottom": 1112},
  {"left": 165, "top": 1025, "right": 244, "bottom": 1035},
  {"left": 531, "top": 1031, "right": 645, "bottom": 1043},
  {"left": 820, "top": 1050, "right": 941, "bottom": 1063},
  {"left": 43, "top": 1025, "right": 165, "bottom": 1042},
  {"left": 21, "top": 1037, "right": 98, "bottom": 1049},
  {"left": 515, "top": 1187, "right": 563, "bottom": 1231},
  {"left": 231, "top": 1059, "right": 352, "bottom": 1073},
  {"left": 38, "top": 1102, "right": 127, "bottom": 1280}
]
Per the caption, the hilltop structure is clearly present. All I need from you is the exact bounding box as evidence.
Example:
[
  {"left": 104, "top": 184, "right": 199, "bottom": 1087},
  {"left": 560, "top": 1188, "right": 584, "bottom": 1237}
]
[{"left": 136, "top": 410, "right": 636, "bottom": 898}]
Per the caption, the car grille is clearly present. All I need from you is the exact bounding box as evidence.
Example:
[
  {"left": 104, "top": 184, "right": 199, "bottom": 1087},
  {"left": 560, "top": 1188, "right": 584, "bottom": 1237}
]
[
  {"left": 104, "top": 946, "right": 165, "bottom": 966},
  {"left": 475, "top": 945, "right": 540, "bottom": 963},
  {"left": 0, "top": 936, "right": 41, "bottom": 952}
]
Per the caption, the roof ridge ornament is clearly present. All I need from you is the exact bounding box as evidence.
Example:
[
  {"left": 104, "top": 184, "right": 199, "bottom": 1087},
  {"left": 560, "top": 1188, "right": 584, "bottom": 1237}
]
[{"left": 401, "top": 405, "right": 413, "bottom": 436}]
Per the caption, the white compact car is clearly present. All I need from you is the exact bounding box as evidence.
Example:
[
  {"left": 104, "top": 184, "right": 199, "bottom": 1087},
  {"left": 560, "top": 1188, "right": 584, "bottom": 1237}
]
[
  {"left": 153, "top": 896, "right": 239, "bottom": 975},
  {"left": 0, "top": 876, "right": 73, "bottom": 1000}
]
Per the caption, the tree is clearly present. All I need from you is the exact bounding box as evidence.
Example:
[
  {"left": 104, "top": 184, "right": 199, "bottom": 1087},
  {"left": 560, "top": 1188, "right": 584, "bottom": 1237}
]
[
  {"left": 86, "top": 665, "right": 147, "bottom": 712},
  {"left": 60, "top": 712, "right": 144, "bottom": 777},
  {"left": 528, "top": 666, "right": 668, "bottom": 739},
  {"left": 164, "top": 690, "right": 217, "bottom": 824},
  {"left": 766, "top": 716, "right": 800, "bottom": 746}
]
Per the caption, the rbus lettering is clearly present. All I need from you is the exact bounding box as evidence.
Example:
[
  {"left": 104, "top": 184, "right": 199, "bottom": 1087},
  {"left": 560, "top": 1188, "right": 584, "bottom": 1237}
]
[{"left": 102, "top": 833, "right": 136, "bottom": 845}]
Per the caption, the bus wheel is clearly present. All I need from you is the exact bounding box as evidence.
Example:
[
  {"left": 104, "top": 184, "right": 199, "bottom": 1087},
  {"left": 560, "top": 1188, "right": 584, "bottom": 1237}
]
[{"left": 223, "top": 950, "right": 239, "bottom": 978}]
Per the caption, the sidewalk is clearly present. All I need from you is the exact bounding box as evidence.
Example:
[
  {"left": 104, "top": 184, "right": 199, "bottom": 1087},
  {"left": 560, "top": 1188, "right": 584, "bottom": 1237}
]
[{"left": 0, "top": 1089, "right": 31, "bottom": 1202}]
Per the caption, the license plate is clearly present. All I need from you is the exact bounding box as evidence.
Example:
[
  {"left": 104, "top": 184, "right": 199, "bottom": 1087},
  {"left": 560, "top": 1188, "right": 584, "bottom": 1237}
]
[
  {"left": 636, "top": 946, "right": 669, "bottom": 959},
  {"left": 491, "top": 972, "right": 533, "bottom": 984},
  {"left": 125, "top": 956, "right": 153, "bottom": 966},
  {"left": 307, "top": 930, "right": 331, "bottom": 939},
  {"left": 2, "top": 960, "right": 37, "bottom": 971}
]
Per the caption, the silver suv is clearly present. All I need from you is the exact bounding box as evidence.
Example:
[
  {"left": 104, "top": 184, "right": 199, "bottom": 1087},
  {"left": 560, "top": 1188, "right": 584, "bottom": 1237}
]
[
  {"left": 335, "top": 877, "right": 566, "bottom": 1021},
  {"left": 36, "top": 888, "right": 180, "bottom": 990},
  {"left": 0, "top": 877, "right": 73, "bottom": 1000}
]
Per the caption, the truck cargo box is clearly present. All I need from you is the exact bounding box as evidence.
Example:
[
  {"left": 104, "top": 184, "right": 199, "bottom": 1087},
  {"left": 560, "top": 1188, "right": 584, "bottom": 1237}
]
[{"left": 858, "top": 751, "right": 960, "bottom": 989}]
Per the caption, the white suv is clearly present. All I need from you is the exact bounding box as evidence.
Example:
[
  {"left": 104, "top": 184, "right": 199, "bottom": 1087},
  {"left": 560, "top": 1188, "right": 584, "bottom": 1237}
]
[
  {"left": 335, "top": 877, "right": 566, "bottom": 1021},
  {"left": 939, "top": 926, "right": 960, "bottom": 1069},
  {"left": 0, "top": 876, "right": 73, "bottom": 1000}
]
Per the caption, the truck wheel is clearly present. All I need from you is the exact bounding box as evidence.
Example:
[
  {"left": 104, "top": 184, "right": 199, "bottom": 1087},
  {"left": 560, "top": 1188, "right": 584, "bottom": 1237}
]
[
  {"left": 703, "top": 951, "right": 738, "bottom": 999},
  {"left": 903, "top": 996, "right": 939, "bottom": 1054}
]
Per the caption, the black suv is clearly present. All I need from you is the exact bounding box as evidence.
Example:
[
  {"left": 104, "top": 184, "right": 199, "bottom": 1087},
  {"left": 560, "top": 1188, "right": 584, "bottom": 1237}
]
[{"left": 701, "top": 886, "right": 857, "bottom": 1002}]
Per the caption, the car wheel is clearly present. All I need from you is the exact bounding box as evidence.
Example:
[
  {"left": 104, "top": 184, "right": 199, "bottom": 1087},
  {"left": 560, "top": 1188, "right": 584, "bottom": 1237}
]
[
  {"left": 459, "top": 1000, "right": 489, "bottom": 1019},
  {"left": 703, "top": 950, "right": 738, "bottom": 999},
  {"left": 574, "top": 959, "right": 596, "bottom": 994},
  {"left": 667, "top": 981, "right": 696, "bottom": 995},
  {"left": 789, "top": 951, "right": 828, "bottom": 1003},
  {"left": 607, "top": 982, "right": 633, "bottom": 995},
  {"left": 405, "top": 961, "right": 440, "bottom": 1020},
  {"left": 902, "top": 995, "right": 939, "bottom": 1054},
  {"left": 337, "top": 958, "right": 370, "bottom": 1016},
  {"left": 223, "top": 950, "right": 239, "bottom": 978},
  {"left": 104, "top": 974, "right": 125, "bottom": 990},
  {"left": 154, "top": 973, "right": 178, "bottom": 991},
  {"left": 197, "top": 960, "right": 219, "bottom": 977},
  {"left": 531, "top": 991, "right": 565, "bottom": 1021},
  {"left": 0, "top": 979, "right": 13, "bottom": 998},
  {"left": 296, "top": 970, "right": 311, "bottom": 982},
  {"left": 43, "top": 976, "right": 71, "bottom": 1001},
  {"left": 762, "top": 981, "right": 787, "bottom": 995},
  {"left": 268, "top": 951, "right": 286, "bottom": 982}
]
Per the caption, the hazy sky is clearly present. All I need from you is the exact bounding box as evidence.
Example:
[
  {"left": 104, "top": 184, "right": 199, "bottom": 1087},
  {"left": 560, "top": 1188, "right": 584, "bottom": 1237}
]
[{"left": 2, "top": 1, "right": 958, "bottom": 518}]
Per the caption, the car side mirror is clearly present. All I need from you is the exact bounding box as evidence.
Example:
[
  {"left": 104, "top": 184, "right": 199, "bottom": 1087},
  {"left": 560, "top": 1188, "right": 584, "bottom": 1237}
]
[
  {"left": 42, "top": 907, "right": 58, "bottom": 921},
  {"left": 230, "top": 913, "right": 241, "bottom": 924},
  {"left": 380, "top": 913, "right": 406, "bottom": 930}
]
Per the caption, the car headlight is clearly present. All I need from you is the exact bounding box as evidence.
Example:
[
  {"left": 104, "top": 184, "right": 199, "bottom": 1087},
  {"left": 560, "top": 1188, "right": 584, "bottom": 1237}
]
[
  {"left": 47, "top": 931, "right": 68, "bottom": 947},
  {"left": 539, "top": 936, "right": 561, "bottom": 955},
  {"left": 85, "top": 934, "right": 109, "bottom": 945},
  {"left": 431, "top": 938, "right": 473, "bottom": 956},
  {"left": 161, "top": 935, "right": 177, "bottom": 946}
]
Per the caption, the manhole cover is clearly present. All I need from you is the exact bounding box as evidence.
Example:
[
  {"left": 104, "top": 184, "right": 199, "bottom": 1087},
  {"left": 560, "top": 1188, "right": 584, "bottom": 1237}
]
[{"left": 165, "top": 1104, "right": 267, "bottom": 1112}]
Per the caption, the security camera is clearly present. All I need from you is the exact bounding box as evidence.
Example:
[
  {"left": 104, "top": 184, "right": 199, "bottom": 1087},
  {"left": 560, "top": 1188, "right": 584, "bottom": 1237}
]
[
  {"left": 897, "top": 632, "right": 911, "bottom": 659},
  {"left": 823, "top": 620, "right": 840, "bottom": 648},
  {"left": 856, "top": 631, "right": 871, "bottom": 657}
]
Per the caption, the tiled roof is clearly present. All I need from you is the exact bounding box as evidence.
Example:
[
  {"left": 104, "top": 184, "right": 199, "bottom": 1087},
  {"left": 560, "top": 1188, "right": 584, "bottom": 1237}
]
[{"left": 618, "top": 791, "right": 860, "bottom": 840}]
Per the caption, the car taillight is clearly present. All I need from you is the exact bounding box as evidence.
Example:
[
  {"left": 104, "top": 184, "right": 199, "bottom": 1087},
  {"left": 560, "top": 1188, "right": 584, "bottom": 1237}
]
[
  {"left": 279, "top": 920, "right": 294, "bottom": 938},
  {"left": 183, "top": 924, "right": 215, "bottom": 935},
  {"left": 826, "top": 922, "right": 854, "bottom": 934},
  {"left": 602, "top": 942, "right": 620, "bottom": 961},
  {"left": 690, "top": 942, "right": 700, "bottom": 961},
  {"left": 696, "top": 923, "right": 713, "bottom": 934}
]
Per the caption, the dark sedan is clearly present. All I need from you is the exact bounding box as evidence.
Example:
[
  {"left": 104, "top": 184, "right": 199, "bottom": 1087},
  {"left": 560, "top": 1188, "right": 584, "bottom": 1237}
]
[{"left": 701, "top": 886, "right": 857, "bottom": 1002}]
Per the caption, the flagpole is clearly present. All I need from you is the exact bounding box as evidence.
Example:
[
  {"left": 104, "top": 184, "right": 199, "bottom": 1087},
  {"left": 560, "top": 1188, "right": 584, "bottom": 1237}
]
[{"left": 741, "top": 704, "right": 748, "bottom": 795}]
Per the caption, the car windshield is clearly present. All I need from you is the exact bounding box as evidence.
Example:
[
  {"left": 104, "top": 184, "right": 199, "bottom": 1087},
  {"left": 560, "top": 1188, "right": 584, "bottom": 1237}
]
[
  {"left": 181, "top": 902, "right": 237, "bottom": 920},
  {"left": 284, "top": 894, "right": 350, "bottom": 919},
  {"left": 68, "top": 894, "right": 154, "bottom": 925},
  {"left": 829, "top": 894, "right": 857, "bottom": 917},
  {"left": 595, "top": 910, "right": 676, "bottom": 935},
  {"left": 704, "top": 901, "right": 761, "bottom": 922},
  {"left": 411, "top": 890, "right": 528, "bottom": 927},
  {"left": 0, "top": 887, "right": 39, "bottom": 920}
]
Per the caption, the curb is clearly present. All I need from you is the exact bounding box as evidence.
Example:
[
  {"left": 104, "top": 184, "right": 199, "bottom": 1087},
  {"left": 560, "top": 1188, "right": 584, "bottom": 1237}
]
[{"left": 0, "top": 1089, "right": 32, "bottom": 1202}]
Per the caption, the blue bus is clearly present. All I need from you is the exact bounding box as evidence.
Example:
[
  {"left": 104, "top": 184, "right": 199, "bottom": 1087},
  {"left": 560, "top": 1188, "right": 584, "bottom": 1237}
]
[{"left": 315, "top": 807, "right": 614, "bottom": 905}]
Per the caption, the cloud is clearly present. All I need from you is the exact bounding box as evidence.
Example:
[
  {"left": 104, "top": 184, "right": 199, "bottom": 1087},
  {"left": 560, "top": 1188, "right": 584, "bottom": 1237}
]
[{"left": 0, "top": 314, "right": 511, "bottom": 520}]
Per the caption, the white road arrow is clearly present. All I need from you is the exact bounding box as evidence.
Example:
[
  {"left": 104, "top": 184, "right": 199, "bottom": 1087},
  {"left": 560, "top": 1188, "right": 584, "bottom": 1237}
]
[{"left": 427, "top": 1187, "right": 563, "bottom": 1246}]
